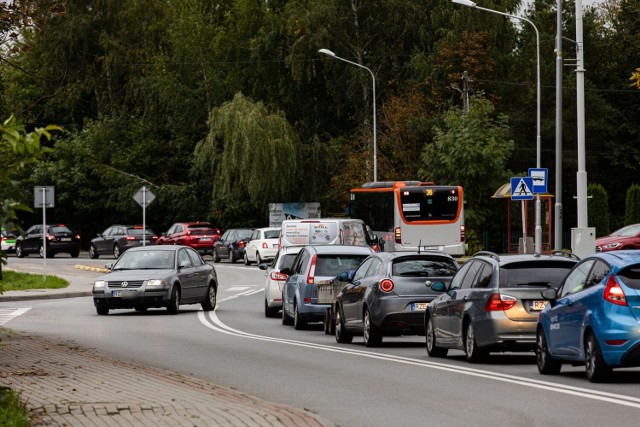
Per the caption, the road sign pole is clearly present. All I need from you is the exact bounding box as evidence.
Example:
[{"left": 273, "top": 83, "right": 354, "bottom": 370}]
[
  {"left": 143, "top": 186, "right": 146, "bottom": 246},
  {"left": 41, "top": 187, "right": 47, "bottom": 279}
]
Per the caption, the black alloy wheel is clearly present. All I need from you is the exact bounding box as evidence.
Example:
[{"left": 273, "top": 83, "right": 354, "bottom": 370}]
[
  {"left": 585, "top": 332, "right": 612, "bottom": 383},
  {"left": 201, "top": 284, "right": 217, "bottom": 311},
  {"left": 426, "top": 316, "right": 448, "bottom": 358},
  {"left": 363, "top": 309, "right": 382, "bottom": 347},
  {"left": 536, "top": 328, "right": 561, "bottom": 374}
]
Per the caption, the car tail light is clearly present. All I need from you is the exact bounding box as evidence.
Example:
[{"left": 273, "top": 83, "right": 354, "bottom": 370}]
[
  {"left": 380, "top": 278, "right": 394, "bottom": 292},
  {"left": 271, "top": 271, "right": 288, "bottom": 281},
  {"left": 394, "top": 227, "right": 401, "bottom": 244},
  {"left": 262, "top": 242, "right": 268, "bottom": 249},
  {"left": 460, "top": 225, "right": 466, "bottom": 242},
  {"left": 125, "top": 236, "right": 136, "bottom": 241},
  {"left": 604, "top": 275, "right": 627, "bottom": 306},
  {"left": 151, "top": 236, "right": 158, "bottom": 241},
  {"left": 307, "top": 254, "right": 317, "bottom": 284},
  {"left": 238, "top": 241, "right": 246, "bottom": 248},
  {"left": 485, "top": 293, "right": 517, "bottom": 311}
]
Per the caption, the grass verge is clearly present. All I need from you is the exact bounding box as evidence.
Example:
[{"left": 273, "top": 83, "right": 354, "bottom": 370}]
[
  {"left": 0, "top": 270, "right": 68, "bottom": 292},
  {"left": 0, "top": 386, "right": 30, "bottom": 427}
]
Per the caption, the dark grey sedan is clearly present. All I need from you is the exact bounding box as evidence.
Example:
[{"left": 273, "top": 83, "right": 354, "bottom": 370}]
[
  {"left": 92, "top": 245, "right": 218, "bottom": 315},
  {"left": 334, "top": 252, "right": 459, "bottom": 347}
]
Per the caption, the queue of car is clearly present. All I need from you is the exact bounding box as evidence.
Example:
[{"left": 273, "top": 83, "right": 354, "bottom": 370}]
[{"left": 7, "top": 216, "right": 640, "bottom": 383}]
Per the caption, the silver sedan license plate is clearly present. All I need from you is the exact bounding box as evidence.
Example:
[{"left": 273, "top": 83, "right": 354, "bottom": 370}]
[{"left": 530, "top": 300, "right": 548, "bottom": 311}]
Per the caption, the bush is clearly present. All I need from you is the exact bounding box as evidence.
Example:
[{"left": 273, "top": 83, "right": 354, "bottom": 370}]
[
  {"left": 0, "top": 386, "right": 30, "bottom": 427},
  {"left": 625, "top": 184, "right": 640, "bottom": 225}
]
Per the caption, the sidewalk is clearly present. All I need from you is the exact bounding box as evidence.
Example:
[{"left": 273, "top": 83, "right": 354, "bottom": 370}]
[{"left": 0, "top": 268, "right": 334, "bottom": 426}]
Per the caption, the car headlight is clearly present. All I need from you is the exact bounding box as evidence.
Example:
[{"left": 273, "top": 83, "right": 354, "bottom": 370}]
[
  {"left": 603, "top": 243, "right": 622, "bottom": 249},
  {"left": 93, "top": 280, "right": 107, "bottom": 289},
  {"left": 144, "top": 279, "right": 167, "bottom": 287}
]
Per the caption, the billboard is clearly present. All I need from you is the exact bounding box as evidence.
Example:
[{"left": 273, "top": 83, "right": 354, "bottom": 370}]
[{"left": 269, "top": 203, "right": 321, "bottom": 227}]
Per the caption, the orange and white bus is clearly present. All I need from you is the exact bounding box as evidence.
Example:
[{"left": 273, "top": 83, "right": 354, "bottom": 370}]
[{"left": 349, "top": 181, "right": 466, "bottom": 256}]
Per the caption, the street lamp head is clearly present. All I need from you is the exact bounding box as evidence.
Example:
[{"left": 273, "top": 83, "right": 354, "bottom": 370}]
[
  {"left": 452, "top": 0, "right": 477, "bottom": 7},
  {"left": 318, "top": 49, "right": 336, "bottom": 57}
]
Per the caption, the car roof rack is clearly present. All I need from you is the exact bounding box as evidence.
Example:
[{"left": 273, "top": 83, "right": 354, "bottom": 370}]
[{"left": 473, "top": 251, "right": 500, "bottom": 261}]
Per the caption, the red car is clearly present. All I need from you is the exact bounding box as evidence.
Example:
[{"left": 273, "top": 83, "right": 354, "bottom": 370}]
[
  {"left": 156, "top": 222, "right": 221, "bottom": 255},
  {"left": 595, "top": 224, "right": 640, "bottom": 252}
]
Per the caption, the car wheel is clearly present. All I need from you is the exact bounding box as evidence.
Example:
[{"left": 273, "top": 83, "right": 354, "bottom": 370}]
[
  {"left": 323, "top": 309, "right": 331, "bottom": 335},
  {"left": 167, "top": 286, "right": 181, "bottom": 314},
  {"left": 363, "top": 308, "right": 382, "bottom": 347},
  {"left": 134, "top": 306, "right": 148, "bottom": 312},
  {"left": 201, "top": 284, "right": 217, "bottom": 312},
  {"left": 96, "top": 306, "right": 109, "bottom": 316},
  {"left": 113, "top": 244, "right": 121, "bottom": 259},
  {"left": 70, "top": 249, "right": 79, "bottom": 258},
  {"left": 464, "top": 321, "right": 488, "bottom": 363},
  {"left": 426, "top": 315, "right": 448, "bottom": 358},
  {"left": 213, "top": 249, "right": 221, "bottom": 263},
  {"left": 244, "top": 251, "right": 251, "bottom": 265},
  {"left": 265, "top": 300, "right": 278, "bottom": 318},
  {"left": 89, "top": 245, "right": 99, "bottom": 259},
  {"left": 585, "top": 332, "right": 612, "bottom": 382},
  {"left": 282, "top": 300, "right": 294, "bottom": 325},
  {"left": 256, "top": 252, "right": 263, "bottom": 265},
  {"left": 335, "top": 307, "right": 353, "bottom": 344},
  {"left": 15, "top": 243, "right": 25, "bottom": 258},
  {"left": 230, "top": 250, "right": 237, "bottom": 264},
  {"left": 536, "top": 327, "right": 561, "bottom": 374},
  {"left": 293, "top": 301, "right": 307, "bottom": 330}
]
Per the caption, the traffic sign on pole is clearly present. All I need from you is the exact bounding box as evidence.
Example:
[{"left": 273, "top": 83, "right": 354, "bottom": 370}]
[
  {"left": 511, "top": 177, "right": 534, "bottom": 201},
  {"left": 528, "top": 168, "right": 548, "bottom": 194}
]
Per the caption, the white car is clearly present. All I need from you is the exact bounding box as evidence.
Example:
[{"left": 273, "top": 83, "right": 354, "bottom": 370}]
[
  {"left": 259, "top": 246, "right": 302, "bottom": 317},
  {"left": 244, "top": 227, "right": 280, "bottom": 265}
]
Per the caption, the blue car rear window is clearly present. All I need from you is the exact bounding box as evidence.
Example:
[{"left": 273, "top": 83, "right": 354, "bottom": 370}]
[
  {"left": 316, "top": 255, "right": 368, "bottom": 277},
  {"left": 617, "top": 265, "right": 640, "bottom": 290}
]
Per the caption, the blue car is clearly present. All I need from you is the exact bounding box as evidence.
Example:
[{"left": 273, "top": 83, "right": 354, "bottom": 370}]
[{"left": 536, "top": 250, "right": 640, "bottom": 382}]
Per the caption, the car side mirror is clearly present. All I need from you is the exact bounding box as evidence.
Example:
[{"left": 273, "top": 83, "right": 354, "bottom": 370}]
[
  {"left": 430, "top": 281, "right": 447, "bottom": 292},
  {"left": 541, "top": 288, "right": 557, "bottom": 300},
  {"left": 258, "top": 262, "right": 269, "bottom": 271},
  {"left": 336, "top": 270, "right": 354, "bottom": 283},
  {"left": 104, "top": 263, "right": 113, "bottom": 270},
  {"left": 179, "top": 260, "right": 190, "bottom": 269}
]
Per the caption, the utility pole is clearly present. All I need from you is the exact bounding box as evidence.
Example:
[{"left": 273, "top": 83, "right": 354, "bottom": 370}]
[{"left": 462, "top": 71, "right": 471, "bottom": 113}]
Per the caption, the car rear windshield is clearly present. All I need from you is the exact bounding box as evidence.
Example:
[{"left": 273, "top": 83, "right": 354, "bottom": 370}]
[
  {"left": 189, "top": 227, "right": 215, "bottom": 236},
  {"left": 264, "top": 230, "right": 280, "bottom": 239},
  {"left": 617, "top": 264, "right": 640, "bottom": 290},
  {"left": 279, "top": 254, "right": 298, "bottom": 270},
  {"left": 499, "top": 261, "right": 576, "bottom": 288},
  {"left": 392, "top": 257, "right": 458, "bottom": 277},
  {"left": 315, "top": 255, "right": 368, "bottom": 277},
  {"left": 50, "top": 226, "right": 73, "bottom": 234},
  {"left": 128, "top": 227, "right": 155, "bottom": 236},
  {"left": 237, "top": 230, "right": 253, "bottom": 239}
]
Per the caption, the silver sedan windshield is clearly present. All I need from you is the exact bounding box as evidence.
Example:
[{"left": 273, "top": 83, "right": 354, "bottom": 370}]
[{"left": 113, "top": 250, "right": 175, "bottom": 270}]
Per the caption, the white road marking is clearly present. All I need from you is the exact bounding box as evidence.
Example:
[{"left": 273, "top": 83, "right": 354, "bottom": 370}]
[
  {"left": 0, "top": 307, "right": 31, "bottom": 325},
  {"left": 198, "top": 309, "right": 640, "bottom": 410},
  {"left": 227, "top": 286, "right": 251, "bottom": 292}
]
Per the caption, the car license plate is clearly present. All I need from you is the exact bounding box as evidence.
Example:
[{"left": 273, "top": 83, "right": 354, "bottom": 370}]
[
  {"left": 530, "top": 300, "right": 548, "bottom": 311},
  {"left": 61, "top": 237, "right": 72, "bottom": 242},
  {"left": 412, "top": 302, "right": 428, "bottom": 311},
  {"left": 111, "top": 291, "right": 121, "bottom": 297},
  {"left": 200, "top": 238, "right": 212, "bottom": 242}
]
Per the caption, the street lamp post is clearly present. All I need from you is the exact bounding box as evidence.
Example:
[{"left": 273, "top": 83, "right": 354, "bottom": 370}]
[
  {"left": 319, "top": 48, "right": 378, "bottom": 182},
  {"left": 452, "top": 0, "right": 542, "bottom": 254}
]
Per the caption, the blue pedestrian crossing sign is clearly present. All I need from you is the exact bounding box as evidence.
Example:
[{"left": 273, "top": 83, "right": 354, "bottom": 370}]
[
  {"left": 528, "top": 168, "right": 548, "bottom": 193},
  {"left": 511, "top": 177, "right": 534, "bottom": 200}
]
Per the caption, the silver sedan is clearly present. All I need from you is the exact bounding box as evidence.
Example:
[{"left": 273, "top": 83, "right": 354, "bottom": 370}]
[{"left": 92, "top": 245, "right": 218, "bottom": 315}]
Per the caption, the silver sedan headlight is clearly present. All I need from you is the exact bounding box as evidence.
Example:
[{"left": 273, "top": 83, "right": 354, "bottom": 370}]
[
  {"left": 93, "top": 280, "right": 107, "bottom": 290},
  {"left": 144, "top": 279, "right": 167, "bottom": 287}
]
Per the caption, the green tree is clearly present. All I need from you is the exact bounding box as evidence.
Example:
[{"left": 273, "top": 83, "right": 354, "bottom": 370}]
[
  {"left": 420, "top": 95, "right": 514, "bottom": 252},
  {"left": 0, "top": 115, "right": 59, "bottom": 283},
  {"left": 587, "top": 183, "right": 610, "bottom": 237},
  {"left": 193, "top": 93, "right": 301, "bottom": 227},
  {"left": 624, "top": 184, "right": 640, "bottom": 225}
]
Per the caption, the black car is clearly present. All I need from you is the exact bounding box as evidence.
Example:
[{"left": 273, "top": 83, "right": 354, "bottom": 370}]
[
  {"left": 334, "top": 251, "right": 459, "bottom": 346},
  {"left": 90, "top": 224, "right": 158, "bottom": 259},
  {"left": 15, "top": 224, "right": 81, "bottom": 258},
  {"left": 213, "top": 228, "right": 254, "bottom": 263}
]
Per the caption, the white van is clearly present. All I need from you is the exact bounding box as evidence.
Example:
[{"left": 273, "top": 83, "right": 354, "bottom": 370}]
[{"left": 279, "top": 218, "right": 377, "bottom": 249}]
